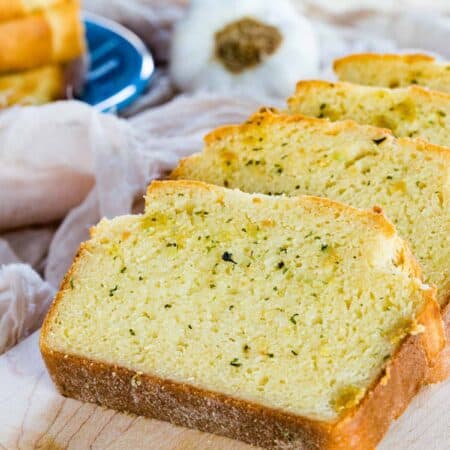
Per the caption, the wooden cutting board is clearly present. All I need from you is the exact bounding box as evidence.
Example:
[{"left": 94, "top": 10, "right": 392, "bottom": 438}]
[{"left": 1, "top": 331, "right": 449, "bottom": 450}]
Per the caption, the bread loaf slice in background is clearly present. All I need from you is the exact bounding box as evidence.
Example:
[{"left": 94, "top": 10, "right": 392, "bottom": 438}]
[
  {"left": 287, "top": 80, "right": 450, "bottom": 147},
  {"left": 334, "top": 53, "right": 450, "bottom": 93},
  {"left": 0, "top": 0, "right": 84, "bottom": 73},
  {"left": 0, "top": 64, "right": 64, "bottom": 106},
  {"left": 171, "top": 111, "right": 450, "bottom": 382},
  {"left": 41, "top": 180, "right": 443, "bottom": 450},
  {"left": 0, "top": 0, "right": 64, "bottom": 22}
]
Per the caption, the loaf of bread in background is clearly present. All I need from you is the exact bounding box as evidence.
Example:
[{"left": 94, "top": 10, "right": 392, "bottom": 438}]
[
  {"left": 334, "top": 53, "right": 450, "bottom": 93},
  {"left": 287, "top": 80, "right": 450, "bottom": 147},
  {"left": 171, "top": 110, "right": 450, "bottom": 383},
  {"left": 0, "top": 0, "right": 85, "bottom": 73},
  {"left": 41, "top": 180, "right": 444, "bottom": 450},
  {"left": 0, "top": 65, "right": 64, "bottom": 107},
  {"left": 0, "top": 0, "right": 64, "bottom": 22}
]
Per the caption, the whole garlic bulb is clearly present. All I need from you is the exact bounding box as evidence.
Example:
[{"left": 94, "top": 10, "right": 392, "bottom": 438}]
[{"left": 170, "top": 0, "right": 319, "bottom": 99}]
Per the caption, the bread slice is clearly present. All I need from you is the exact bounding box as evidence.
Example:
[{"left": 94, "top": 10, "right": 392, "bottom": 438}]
[
  {"left": 0, "top": 0, "right": 64, "bottom": 22},
  {"left": 287, "top": 80, "right": 450, "bottom": 147},
  {"left": 171, "top": 111, "right": 450, "bottom": 382},
  {"left": 334, "top": 53, "right": 450, "bottom": 93},
  {"left": 0, "top": 64, "right": 64, "bottom": 107},
  {"left": 41, "top": 180, "right": 443, "bottom": 450},
  {"left": 0, "top": 0, "right": 84, "bottom": 73}
]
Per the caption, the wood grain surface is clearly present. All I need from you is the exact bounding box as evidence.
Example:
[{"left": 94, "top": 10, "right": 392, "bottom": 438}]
[{"left": 0, "top": 332, "right": 449, "bottom": 450}]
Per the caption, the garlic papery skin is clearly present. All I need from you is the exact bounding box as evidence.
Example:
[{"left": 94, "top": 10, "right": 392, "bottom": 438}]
[{"left": 170, "top": 0, "right": 319, "bottom": 99}]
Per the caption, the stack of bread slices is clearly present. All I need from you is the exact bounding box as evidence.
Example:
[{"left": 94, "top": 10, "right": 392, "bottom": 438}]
[
  {"left": 41, "top": 53, "right": 449, "bottom": 450},
  {"left": 0, "top": 0, "right": 85, "bottom": 107}
]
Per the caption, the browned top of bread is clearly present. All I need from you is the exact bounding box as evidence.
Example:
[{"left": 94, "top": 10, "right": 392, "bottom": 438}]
[
  {"left": 335, "top": 53, "right": 436, "bottom": 68},
  {"left": 172, "top": 110, "right": 450, "bottom": 310},
  {"left": 0, "top": 0, "right": 65, "bottom": 22},
  {"left": 0, "top": 64, "right": 64, "bottom": 107},
  {"left": 334, "top": 53, "right": 450, "bottom": 93},
  {"left": 0, "top": 0, "right": 84, "bottom": 73},
  {"left": 286, "top": 80, "right": 450, "bottom": 147}
]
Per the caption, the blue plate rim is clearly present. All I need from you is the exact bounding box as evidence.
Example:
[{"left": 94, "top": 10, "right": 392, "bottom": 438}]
[{"left": 81, "top": 12, "right": 155, "bottom": 113}]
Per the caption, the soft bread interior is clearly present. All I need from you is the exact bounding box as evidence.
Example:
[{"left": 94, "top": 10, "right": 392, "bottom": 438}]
[
  {"left": 334, "top": 54, "right": 450, "bottom": 93},
  {"left": 172, "top": 112, "right": 450, "bottom": 306},
  {"left": 287, "top": 81, "right": 450, "bottom": 147},
  {"left": 0, "top": 65, "right": 63, "bottom": 106},
  {"left": 44, "top": 181, "right": 432, "bottom": 421}
]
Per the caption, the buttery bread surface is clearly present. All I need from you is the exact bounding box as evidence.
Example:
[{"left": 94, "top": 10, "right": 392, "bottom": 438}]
[
  {"left": 334, "top": 53, "right": 450, "bottom": 93},
  {"left": 172, "top": 112, "right": 449, "bottom": 307},
  {"left": 0, "top": 65, "right": 63, "bottom": 106},
  {"left": 0, "top": 0, "right": 84, "bottom": 73},
  {"left": 172, "top": 111, "right": 450, "bottom": 382},
  {"left": 0, "top": 0, "right": 64, "bottom": 22},
  {"left": 287, "top": 80, "right": 450, "bottom": 147}
]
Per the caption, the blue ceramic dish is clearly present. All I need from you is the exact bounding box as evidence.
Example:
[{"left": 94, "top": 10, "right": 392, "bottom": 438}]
[{"left": 79, "top": 13, "right": 154, "bottom": 113}]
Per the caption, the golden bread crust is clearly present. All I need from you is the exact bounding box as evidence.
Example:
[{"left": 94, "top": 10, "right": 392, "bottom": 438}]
[
  {"left": 0, "top": 0, "right": 25, "bottom": 22},
  {"left": 0, "top": 0, "right": 65, "bottom": 22},
  {"left": 333, "top": 53, "right": 450, "bottom": 93},
  {"left": 47, "top": 0, "right": 85, "bottom": 61},
  {"left": 0, "top": 0, "right": 84, "bottom": 72},
  {"left": 204, "top": 109, "right": 392, "bottom": 145},
  {"left": 333, "top": 53, "right": 436, "bottom": 73},
  {"left": 290, "top": 80, "right": 450, "bottom": 107},
  {"left": 0, "top": 64, "right": 64, "bottom": 106},
  {"left": 0, "top": 14, "right": 52, "bottom": 71},
  {"left": 425, "top": 300, "right": 450, "bottom": 383},
  {"left": 174, "top": 110, "right": 450, "bottom": 178}
]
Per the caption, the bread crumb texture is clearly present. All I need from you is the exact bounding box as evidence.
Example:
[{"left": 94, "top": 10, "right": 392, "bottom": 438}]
[
  {"left": 45, "top": 181, "right": 431, "bottom": 421},
  {"left": 287, "top": 81, "right": 450, "bottom": 147},
  {"left": 334, "top": 53, "right": 450, "bottom": 93},
  {"left": 173, "top": 112, "right": 450, "bottom": 306}
]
